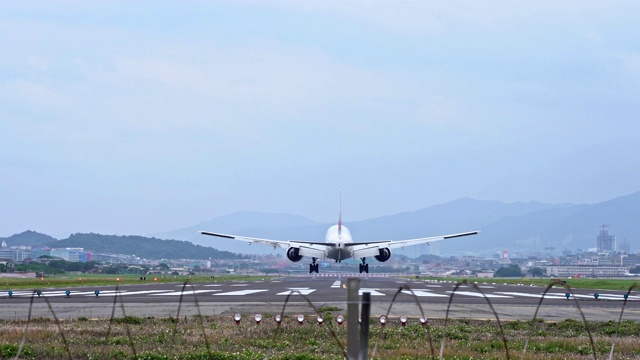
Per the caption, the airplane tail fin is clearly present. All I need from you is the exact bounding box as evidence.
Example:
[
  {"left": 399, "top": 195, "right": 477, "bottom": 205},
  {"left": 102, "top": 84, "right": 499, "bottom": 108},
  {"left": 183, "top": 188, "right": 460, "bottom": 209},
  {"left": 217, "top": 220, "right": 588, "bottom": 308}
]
[{"left": 338, "top": 191, "right": 342, "bottom": 234}]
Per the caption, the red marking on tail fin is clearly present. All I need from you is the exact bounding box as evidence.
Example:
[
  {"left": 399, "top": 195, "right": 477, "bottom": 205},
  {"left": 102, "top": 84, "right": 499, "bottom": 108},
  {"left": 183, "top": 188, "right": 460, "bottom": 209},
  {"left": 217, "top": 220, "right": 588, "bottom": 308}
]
[{"left": 338, "top": 191, "right": 342, "bottom": 234}]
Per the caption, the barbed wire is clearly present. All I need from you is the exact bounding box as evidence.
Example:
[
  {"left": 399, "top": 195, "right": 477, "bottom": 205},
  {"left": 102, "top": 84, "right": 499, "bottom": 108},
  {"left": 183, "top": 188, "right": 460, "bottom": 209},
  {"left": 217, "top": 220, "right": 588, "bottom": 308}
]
[{"left": 4, "top": 279, "right": 639, "bottom": 360}]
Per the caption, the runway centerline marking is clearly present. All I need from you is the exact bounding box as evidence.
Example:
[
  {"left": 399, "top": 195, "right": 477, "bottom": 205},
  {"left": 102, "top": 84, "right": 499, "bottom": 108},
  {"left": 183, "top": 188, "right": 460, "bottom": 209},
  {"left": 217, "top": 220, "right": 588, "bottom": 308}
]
[
  {"left": 402, "top": 290, "right": 448, "bottom": 297},
  {"left": 447, "top": 291, "right": 513, "bottom": 298},
  {"left": 359, "top": 288, "right": 385, "bottom": 296},
  {"left": 82, "top": 290, "right": 175, "bottom": 297},
  {"left": 331, "top": 281, "right": 341, "bottom": 288},
  {"left": 277, "top": 288, "right": 316, "bottom": 295},
  {"left": 149, "top": 290, "right": 220, "bottom": 296},
  {"left": 214, "top": 289, "right": 268, "bottom": 296}
]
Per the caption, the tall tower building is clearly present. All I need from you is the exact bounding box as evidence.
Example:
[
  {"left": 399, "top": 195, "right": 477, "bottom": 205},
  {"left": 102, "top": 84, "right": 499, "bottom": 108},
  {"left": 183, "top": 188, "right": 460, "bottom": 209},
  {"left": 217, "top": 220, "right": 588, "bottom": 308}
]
[
  {"left": 596, "top": 225, "right": 616, "bottom": 253},
  {"left": 619, "top": 238, "right": 631, "bottom": 254}
]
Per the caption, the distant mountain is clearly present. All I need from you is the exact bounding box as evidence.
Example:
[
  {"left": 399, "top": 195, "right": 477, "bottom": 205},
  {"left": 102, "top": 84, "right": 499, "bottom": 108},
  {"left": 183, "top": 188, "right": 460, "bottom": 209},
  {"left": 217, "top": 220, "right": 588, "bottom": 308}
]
[
  {"left": 155, "top": 192, "right": 640, "bottom": 257},
  {"left": 463, "top": 191, "right": 640, "bottom": 255},
  {"left": 151, "top": 211, "right": 321, "bottom": 254},
  {"left": 153, "top": 198, "right": 572, "bottom": 255},
  {"left": 7, "top": 192, "right": 640, "bottom": 259},
  {"left": 49, "top": 233, "right": 243, "bottom": 260},
  {"left": 1, "top": 230, "right": 57, "bottom": 246}
]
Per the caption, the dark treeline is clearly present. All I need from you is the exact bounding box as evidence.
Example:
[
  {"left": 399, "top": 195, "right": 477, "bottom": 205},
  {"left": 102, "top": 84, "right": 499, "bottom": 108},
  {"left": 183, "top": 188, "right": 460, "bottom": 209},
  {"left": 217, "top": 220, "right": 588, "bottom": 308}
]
[
  {"left": 2, "top": 231, "right": 244, "bottom": 260},
  {"left": 56, "top": 233, "right": 243, "bottom": 260}
]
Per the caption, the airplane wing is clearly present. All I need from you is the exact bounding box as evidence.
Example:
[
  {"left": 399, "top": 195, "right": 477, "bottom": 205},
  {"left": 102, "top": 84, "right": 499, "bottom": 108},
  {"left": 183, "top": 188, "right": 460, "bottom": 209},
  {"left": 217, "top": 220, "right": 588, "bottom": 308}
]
[
  {"left": 199, "top": 231, "right": 329, "bottom": 258},
  {"left": 346, "top": 231, "right": 479, "bottom": 259}
]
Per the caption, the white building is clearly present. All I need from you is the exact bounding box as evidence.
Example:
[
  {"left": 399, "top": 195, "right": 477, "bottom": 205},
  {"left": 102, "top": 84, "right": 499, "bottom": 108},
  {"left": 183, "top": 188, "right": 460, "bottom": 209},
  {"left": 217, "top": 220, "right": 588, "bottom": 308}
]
[{"left": 545, "top": 265, "right": 629, "bottom": 278}]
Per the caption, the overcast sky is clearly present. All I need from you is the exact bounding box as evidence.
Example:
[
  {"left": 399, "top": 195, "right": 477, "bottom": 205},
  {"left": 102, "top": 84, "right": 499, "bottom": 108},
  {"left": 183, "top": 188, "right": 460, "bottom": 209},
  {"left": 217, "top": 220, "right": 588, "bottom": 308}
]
[{"left": 2, "top": 1, "right": 639, "bottom": 238}]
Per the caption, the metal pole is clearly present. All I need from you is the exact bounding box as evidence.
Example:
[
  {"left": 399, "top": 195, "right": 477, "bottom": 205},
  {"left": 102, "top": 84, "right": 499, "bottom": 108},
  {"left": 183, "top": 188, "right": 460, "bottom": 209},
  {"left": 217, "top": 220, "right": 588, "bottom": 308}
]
[
  {"left": 359, "top": 292, "right": 371, "bottom": 360},
  {"left": 347, "top": 278, "right": 360, "bottom": 360}
]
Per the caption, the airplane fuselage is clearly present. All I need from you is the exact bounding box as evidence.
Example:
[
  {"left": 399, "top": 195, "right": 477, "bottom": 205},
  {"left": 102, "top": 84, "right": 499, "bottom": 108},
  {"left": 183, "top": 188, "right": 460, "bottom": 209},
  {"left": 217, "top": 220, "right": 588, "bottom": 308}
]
[{"left": 324, "top": 224, "right": 353, "bottom": 262}]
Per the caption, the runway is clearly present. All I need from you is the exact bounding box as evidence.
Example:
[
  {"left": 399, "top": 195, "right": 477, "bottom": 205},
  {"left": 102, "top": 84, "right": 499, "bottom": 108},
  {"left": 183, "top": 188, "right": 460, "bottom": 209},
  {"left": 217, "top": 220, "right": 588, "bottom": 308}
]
[{"left": 2, "top": 276, "right": 639, "bottom": 322}]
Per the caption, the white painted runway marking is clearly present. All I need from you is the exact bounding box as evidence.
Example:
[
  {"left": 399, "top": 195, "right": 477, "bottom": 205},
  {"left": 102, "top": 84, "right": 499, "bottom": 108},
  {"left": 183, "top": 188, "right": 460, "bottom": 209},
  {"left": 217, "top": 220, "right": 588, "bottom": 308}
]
[
  {"left": 359, "top": 288, "right": 385, "bottom": 296},
  {"left": 230, "top": 284, "right": 249, "bottom": 287},
  {"left": 88, "top": 290, "right": 176, "bottom": 297},
  {"left": 495, "top": 292, "right": 566, "bottom": 299},
  {"left": 600, "top": 293, "right": 640, "bottom": 300},
  {"left": 277, "top": 288, "right": 316, "bottom": 295},
  {"left": 149, "top": 290, "right": 220, "bottom": 296},
  {"left": 402, "top": 290, "right": 448, "bottom": 297},
  {"left": 331, "top": 281, "right": 341, "bottom": 288},
  {"left": 542, "top": 292, "right": 639, "bottom": 301},
  {"left": 214, "top": 289, "right": 268, "bottom": 296},
  {"left": 10, "top": 290, "right": 104, "bottom": 297},
  {"left": 203, "top": 284, "right": 221, "bottom": 287},
  {"left": 447, "top": 291, "right": 513, "bottom": 298}
]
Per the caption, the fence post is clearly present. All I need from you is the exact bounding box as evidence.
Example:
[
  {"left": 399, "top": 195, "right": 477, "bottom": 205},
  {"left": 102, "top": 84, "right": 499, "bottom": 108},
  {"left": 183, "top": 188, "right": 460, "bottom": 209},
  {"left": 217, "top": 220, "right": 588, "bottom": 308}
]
[
  {"left": 347, "top": 278, "right": 360, "bottom": 360},
  {"left": 359, "top": 292, "right": 371, "bottom": 360}
]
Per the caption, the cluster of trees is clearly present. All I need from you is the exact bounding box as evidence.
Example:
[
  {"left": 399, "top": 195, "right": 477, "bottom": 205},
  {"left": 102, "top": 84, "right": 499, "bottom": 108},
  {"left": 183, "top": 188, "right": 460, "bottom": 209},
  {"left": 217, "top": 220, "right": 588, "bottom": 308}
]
[
  {"left": 495, "top": 265, "right": 524, "bottom": 277},
  {"left": 493, "top": 265, "right": 546, "bottom": 277},
  {"left": 55, "top": 233, "right": 244, "bottom": 260},
  {"left": 2, "top": 231, "right": 245, "bottom": 261},
  {"left": 15, "top": 260, "right": 99, "bottom": 275},
  {"left": 10, "top": 260, "right": 179, "bottom": 276}
]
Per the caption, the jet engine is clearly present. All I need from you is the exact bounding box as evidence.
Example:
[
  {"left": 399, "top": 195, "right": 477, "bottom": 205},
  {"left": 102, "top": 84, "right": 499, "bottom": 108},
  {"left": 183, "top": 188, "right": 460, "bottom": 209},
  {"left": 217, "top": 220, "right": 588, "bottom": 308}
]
[
  {"left": 374, "top": 248, "right": 391, "bottom": 262},
  {"left": 287, "top": 247, "right": 303, "bottom": 262}
]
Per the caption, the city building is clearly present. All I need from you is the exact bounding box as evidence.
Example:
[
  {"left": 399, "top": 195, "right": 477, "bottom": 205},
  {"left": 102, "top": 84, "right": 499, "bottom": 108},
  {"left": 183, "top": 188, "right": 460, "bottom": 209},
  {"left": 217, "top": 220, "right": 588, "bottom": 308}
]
[
  {"left": 597, "top": 225, "right": 616, "bottom": 253},
  {"left": 619, "top": 238, "right": 631, "bottom": 254},
  {"left": 545, "top": 265, "right": 629, "bottom": 278}
]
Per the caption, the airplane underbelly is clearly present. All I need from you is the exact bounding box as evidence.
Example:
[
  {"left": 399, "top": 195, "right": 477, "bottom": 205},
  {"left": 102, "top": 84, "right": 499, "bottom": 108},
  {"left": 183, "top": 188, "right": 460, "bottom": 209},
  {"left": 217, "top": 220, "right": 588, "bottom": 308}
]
[{"left": 327, "top": 248, "right": 352, "bottom": 261}]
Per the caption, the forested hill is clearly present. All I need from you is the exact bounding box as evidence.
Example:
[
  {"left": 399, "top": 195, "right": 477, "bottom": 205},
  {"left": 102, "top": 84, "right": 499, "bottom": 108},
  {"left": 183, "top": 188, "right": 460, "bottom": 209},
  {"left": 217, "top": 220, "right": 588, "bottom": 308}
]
[
  {"left": 1, "top": 230, "right": 58, "bottom": 246},
  {"left": 49, "top": 233, "right": 243, "bottom": 260}
]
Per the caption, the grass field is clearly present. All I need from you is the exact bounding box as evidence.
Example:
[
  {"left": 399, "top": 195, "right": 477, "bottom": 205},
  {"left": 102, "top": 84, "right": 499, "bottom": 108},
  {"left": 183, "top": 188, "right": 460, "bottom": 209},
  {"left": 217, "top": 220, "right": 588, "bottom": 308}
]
[
  {"left": 416, "top": 276, "right": 640, "bottom": 291},
  {"left": 1, "top": 274, "right": 274, "bottom": 290},
  {"left": 2, "top": 274, "right": 639, "bottom": 292},
  {"left": 0, "top": 314, "right": 639, "bottom": 359}
]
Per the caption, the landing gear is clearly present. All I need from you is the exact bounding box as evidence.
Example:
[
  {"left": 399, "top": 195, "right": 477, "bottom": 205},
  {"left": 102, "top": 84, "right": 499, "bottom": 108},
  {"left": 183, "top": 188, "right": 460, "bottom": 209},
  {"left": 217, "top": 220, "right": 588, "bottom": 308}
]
[
  {"left": 309, "top": 258, "right": 319, "bottom": 274},
  {"left": 358, "top": 258, "right": 369, "bottom": 274}
]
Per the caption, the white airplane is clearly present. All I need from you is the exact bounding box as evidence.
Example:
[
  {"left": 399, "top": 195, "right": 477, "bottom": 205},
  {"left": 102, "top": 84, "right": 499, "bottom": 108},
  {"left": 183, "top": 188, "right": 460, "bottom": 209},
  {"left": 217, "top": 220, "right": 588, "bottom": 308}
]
[{"left": 200, "top": 200, "right": 478, "bottom": 273}]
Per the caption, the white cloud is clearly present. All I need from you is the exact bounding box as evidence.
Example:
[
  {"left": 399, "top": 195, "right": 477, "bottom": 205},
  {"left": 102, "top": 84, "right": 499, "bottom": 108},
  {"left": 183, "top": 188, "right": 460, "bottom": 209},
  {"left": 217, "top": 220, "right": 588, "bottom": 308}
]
[
  {"left": 620, "top": 51, "right": 640, "bottom": 76},
  {"left": 27, "top": 55, "right": 49, "bottom": 71}
]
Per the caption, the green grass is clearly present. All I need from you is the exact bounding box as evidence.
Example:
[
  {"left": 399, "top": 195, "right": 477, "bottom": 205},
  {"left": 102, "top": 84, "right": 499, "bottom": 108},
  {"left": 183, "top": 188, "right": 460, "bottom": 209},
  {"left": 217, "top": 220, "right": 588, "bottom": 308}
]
[
  {"left": 414, "top": 276, "right": 640, "bottom": 291},
  {"left": 1, "top": 316, "right": 638, "bottom": 359},
  {"left": 0, "top": 274, "right": 275, "bottom": 290},
  {"left": 5, "top": 273, "right": 638, "bottom": 292}
]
